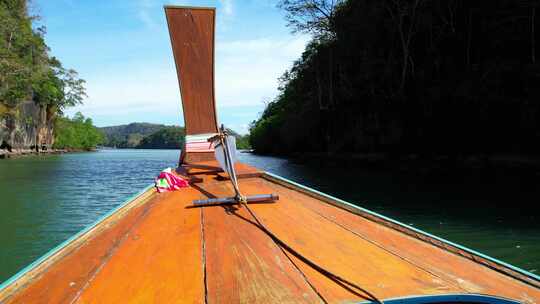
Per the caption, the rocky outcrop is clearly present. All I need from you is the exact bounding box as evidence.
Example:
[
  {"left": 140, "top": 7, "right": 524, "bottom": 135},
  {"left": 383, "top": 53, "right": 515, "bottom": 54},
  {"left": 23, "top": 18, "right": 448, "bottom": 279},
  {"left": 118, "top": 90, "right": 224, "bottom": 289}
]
[{"left": 0, "top": 101, "right": 55, "bottom": 153}]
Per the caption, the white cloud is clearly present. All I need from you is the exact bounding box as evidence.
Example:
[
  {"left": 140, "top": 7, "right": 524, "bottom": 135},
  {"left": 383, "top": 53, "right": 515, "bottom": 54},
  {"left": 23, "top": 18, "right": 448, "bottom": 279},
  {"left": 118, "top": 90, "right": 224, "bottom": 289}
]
[
  {"left": 68, "top": 34, "right": 309, "bottom": 126},
  {"left": 71, "top": 62, "right": 181, "bottom": 112},
  {"left": 214, "top": 35, "right": 309, "bottom": 106}
]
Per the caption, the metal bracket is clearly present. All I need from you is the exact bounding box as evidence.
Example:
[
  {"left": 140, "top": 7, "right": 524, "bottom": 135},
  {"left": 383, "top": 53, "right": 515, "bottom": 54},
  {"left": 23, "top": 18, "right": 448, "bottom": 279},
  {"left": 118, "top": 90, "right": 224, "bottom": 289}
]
[{"left": 192, "top": 125, "right": 278, "bottom": 207}]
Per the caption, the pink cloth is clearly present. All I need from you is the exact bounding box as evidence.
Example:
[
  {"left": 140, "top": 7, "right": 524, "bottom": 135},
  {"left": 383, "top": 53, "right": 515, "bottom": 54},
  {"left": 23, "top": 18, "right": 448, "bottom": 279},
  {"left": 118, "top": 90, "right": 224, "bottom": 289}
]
[{"left": 155, "top": 170, "right": 189, "bottom": 193}]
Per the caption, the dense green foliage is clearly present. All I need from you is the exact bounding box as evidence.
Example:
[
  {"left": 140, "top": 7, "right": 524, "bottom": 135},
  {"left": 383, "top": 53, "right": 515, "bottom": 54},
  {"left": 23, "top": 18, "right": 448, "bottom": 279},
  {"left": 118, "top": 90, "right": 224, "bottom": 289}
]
[
  {"left": 1, "top": 0, "right": 91, "bottom": 151},
  {"left": 235, "top": 135, "right": 251, "bottom": 150},
  {"left": 137, "top": 126, "right": 185, "bottom": 149},
  {"left": 100, "top": 123, "right": 166, "bottom": 148},
  {"left": 0, "top": 0, "right": 85, "bottom": 112},
  {"left": 101, "top": 123, "right": 249, "bottom": 149},
  {"left": 53, "top": 112, "right": 104, "bottom": 150},
  {"left": 226, "top": 128, "right": 251, "bottom": 150},
  {"left": 251, "top": 0, "right": 540, "bottom": 155}
]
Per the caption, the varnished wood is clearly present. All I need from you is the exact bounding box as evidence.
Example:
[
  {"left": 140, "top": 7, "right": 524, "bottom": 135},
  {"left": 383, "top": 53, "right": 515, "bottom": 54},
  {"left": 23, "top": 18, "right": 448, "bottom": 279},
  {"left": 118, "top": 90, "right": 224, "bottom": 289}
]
[
  {"left": 0, "top": 188, "right": 155, "bottom": 303},
  {"left": 166, "top": 6, "right": 220, "bottom": 165},
  {"left": 76, "top": 190, "right": 205, "bottom": 303},
  {"left": 2, "top": 163, "right": 538, "bottom": 303},
  {"left": 263, "top": 173, "right": 540, "bottom": 289},
  {"left": 202, "top": 187, "right": 322, "bottom": 303},
  {"left": 165, "top": 7, "right": 218, "bottom": 136},
  {"left": 184, "top": 160, "right": 261, "bottom": 176},
  {"left": 182, "top": 151, "right": 217, "bottom": 164}
]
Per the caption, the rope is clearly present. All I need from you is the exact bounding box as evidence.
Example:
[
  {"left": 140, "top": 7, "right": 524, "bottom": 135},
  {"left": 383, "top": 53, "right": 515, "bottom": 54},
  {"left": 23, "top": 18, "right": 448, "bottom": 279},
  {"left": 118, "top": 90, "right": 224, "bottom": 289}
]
[
  {"left": 238, "top": 199, "right": 384, "bottom": 304},
  {"left": 216, "top": 127, "right": 384, "bottom": 303}
]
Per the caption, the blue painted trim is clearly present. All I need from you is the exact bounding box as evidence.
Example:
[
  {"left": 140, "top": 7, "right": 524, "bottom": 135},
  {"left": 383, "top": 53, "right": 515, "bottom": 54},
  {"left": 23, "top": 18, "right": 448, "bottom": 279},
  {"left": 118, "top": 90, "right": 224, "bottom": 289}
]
[
  {"left": 358, "top": 294, "right": 520, "bottom": 304},
  {"left": 263, "top": 171, "right": 540, "bottom": 283},
  {"left": 0, "top": 184, "right": 155, "bottom": 291}
]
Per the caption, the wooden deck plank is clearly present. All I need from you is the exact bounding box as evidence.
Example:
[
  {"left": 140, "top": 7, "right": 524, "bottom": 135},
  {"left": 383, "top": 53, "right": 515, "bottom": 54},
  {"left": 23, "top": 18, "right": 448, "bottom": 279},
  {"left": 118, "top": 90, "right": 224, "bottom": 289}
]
[
  {"left": 3, "top": 190, "right": 156, "bottom": 304},
  {"left": 227, "top": 178, "right": 458, "bottom": 303},
  {"left": 279, "top": 181, "right": 540, "bottom": 303},
  {"left": 3, "top": 164, "right": 538, "bottom": 303},
  {"left": 182, "top": 161, "right": 262, "bottom": 176},
  {"left": 198, "top": 181, "right": 324, "bottom": 303},
  {"left": 75, "top": 189, "right": 205, "bottom": 304},
  {"left": 259, "top": 177, "right": 540, "bottom": 303}
]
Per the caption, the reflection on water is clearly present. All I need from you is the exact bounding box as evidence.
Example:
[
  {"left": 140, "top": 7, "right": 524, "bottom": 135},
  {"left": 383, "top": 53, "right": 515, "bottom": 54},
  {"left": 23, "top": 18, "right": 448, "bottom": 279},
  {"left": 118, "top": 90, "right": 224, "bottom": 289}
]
[
  {"left": 0, "top": 149, "right": 180, "bottom": 282},
  {"left": 0, "top": 149, "right": 538, "bottom": 282}
]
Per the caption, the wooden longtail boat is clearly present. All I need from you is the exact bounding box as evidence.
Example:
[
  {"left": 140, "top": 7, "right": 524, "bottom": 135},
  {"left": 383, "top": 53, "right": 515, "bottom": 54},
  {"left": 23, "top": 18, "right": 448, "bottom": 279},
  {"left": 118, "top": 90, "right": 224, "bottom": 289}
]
[{"left": 1, "top": 6, "right": 539, "bottom": 304}]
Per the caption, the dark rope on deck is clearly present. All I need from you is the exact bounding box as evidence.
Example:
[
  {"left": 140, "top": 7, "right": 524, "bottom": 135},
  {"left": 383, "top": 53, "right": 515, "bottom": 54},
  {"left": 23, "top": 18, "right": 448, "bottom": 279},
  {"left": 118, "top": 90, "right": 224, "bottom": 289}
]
[
  {"left": 211, "top": 127, "right": 384, "bottom": 304},
  {"left": 238, "top": 196, "right": 384, "bottom": 304}
]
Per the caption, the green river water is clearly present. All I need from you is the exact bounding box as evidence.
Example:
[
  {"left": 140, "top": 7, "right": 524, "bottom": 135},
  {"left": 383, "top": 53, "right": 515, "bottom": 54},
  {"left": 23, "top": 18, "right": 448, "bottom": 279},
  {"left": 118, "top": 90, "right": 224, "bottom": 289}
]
[{"left": 0, "top": 149, "right": 538, "bottom": 283}]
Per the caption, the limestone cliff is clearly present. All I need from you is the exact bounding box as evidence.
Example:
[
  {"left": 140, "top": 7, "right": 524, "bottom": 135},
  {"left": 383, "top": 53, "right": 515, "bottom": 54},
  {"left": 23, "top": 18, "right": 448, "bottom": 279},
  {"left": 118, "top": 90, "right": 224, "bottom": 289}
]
[{"left": 0, "top": 101, "right": 55, "bottom": 152}]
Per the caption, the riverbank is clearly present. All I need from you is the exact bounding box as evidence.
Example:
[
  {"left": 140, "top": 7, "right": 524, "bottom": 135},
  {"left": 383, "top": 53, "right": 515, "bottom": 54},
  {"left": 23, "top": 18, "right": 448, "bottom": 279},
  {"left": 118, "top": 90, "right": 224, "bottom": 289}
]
[
  {"left": 274, "top": 152, "right": 540, "bottom": 172},
  {"left": 0, "top": 148, "right": 96, "bottom": 159},
  {"left": 252, "top": 151, "right": 540, "bottom": 211}
]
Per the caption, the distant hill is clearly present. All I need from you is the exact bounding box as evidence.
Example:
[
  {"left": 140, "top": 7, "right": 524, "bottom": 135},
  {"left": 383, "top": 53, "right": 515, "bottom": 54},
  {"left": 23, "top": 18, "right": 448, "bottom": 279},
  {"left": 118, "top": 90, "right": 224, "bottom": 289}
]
[
  {"left": 100, "top": 123, "right": 170, "bottom": 148},
  {"left": 100, "top": 123, "right": 249, "bottom": 149},
  {"left": 137, "top": 126, "right": 185, "bottom": 149}
]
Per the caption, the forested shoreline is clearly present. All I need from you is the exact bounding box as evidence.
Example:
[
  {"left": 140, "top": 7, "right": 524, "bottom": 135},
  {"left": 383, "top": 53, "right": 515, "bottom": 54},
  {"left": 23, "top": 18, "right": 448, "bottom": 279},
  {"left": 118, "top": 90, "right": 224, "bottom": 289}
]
[
  {"left": 1, "top": 0, "right": 102, "bottom": 156},
  {"left": 100, "top": 123, "right": 250, "bottom": 150},
  {"left": 100, "top": 123, "right": 186, "bottom": 149},
  {"left": 250, "top": 0, "right": 540, "bottom": 160}
]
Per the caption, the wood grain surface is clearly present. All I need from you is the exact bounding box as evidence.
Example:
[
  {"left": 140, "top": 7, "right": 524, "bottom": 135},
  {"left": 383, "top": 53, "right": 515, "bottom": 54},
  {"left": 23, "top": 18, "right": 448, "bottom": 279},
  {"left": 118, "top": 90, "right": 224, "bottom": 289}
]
[
  {"left": 165, "top": 7, "right": 218, "bottom": 135},
  {"left": 3, "top": 162, "right": 539, "bottom": 303}
]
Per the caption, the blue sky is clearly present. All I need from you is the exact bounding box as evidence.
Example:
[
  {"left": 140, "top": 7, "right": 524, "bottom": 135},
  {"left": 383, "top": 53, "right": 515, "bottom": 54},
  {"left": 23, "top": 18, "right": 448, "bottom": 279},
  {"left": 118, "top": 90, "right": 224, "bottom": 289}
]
[{"left": 34, "top": 0, "right": 309, "bottom": 134}]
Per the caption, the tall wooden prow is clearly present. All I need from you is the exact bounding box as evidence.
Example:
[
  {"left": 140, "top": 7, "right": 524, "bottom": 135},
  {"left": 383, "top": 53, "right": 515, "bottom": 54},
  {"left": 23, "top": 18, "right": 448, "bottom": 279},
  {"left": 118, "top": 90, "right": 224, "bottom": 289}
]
[
  {"left": 165, "top": 6, "right": 278, "bottom": 206},
  {"left": 165, "top": 6, "right": 219, "bottom": 165}
]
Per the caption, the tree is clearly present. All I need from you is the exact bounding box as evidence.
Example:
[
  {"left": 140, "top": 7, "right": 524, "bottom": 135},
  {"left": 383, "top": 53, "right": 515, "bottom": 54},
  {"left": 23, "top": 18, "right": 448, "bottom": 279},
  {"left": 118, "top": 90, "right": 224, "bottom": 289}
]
[
  {"left": 251, "top": 0, "right": 540, "bottom": 156},
  {"left": 53, "top": 112, "right": 104, "bottom": 150},
  {"left": 277, "top": 0, "right": 343, "bottom": 38},
  {"left": 383, "top": 0, "right": 426, "bottom": 93},
  {"left": 0, "top": 0, "right": 37, "bottom": 106},
  {"left": 226, "top": 128, "right": 252, "bottom": 149},
  {"left": 136, "top": 127, "right": 185, "bottom": 149},
  {"left": 33, "top": 57, "right": 86, "bottom": 114},
  {"left": 1, "top": 0, "right": 89, "bottom": 151},
  {"left": 0, "top": 0, "right": 86, "bottom": 113}
]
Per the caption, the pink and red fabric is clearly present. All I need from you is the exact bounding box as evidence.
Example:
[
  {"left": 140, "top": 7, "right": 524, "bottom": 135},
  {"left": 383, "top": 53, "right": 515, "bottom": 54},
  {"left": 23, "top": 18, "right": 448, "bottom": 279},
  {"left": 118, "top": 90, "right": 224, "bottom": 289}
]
[{"left": 155, "top": 169, "right": 189, "bottom": 193}]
